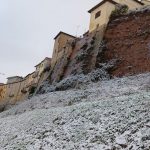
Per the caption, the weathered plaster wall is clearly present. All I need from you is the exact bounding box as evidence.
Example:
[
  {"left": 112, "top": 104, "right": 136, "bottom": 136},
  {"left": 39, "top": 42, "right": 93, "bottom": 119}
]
[
  {"left": 5, "top": 81, "right": 22, "bottom": 104},
  {"left": 0, "top": 63, "right": 50, "bottom": 105},
  {"left": 63, "top": 27, "right": 105, "bottom": 77},
  {"left": 7, "top": 77, "right": 23, "bottom": 84},
  {"left": 89, "top": 0, "right": 144, "bottom": 33},
  {"left": 141, "top": 0, "right": 150, "bottom": 5},
  {"left": 35, "top": 58, "right": 51, "bottom": 78},
  {"left": 50, "top": 39, "right": 75, "bottom": 83},
  {"left": 89, "top": 2, "right": 116, "bottom": 32},
  {"left": 51, "top": 34, "right": 75, "bottom": 68},
  {"left": 0, "top": 85, "right": 6, "bottom": 103},
  {"left": 49, "top": 25, "right": 106, "bottom": 84}
]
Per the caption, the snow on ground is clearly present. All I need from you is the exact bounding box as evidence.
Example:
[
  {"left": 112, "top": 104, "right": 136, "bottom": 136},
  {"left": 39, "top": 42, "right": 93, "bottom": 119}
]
[{"left": 0, "top": 73, "right": 150, "bottom": 150}]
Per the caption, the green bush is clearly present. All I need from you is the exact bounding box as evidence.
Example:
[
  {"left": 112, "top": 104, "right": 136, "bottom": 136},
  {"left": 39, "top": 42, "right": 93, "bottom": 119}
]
[{"left": 111, "top": 5, "right": 128, "bottom": 18}]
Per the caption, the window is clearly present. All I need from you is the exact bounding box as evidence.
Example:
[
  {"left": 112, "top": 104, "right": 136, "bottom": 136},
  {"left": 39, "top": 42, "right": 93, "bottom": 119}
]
[
  {"left": 96, "top": 24, "right": 99, "bottom": 29},
  {"left": 95, "top": 11, "right": 101, "bottom": 19}
]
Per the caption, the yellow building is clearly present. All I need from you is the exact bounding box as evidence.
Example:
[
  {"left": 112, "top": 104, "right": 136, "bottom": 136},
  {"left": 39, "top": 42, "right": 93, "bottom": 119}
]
[
  {"left": 24, "top": 73, "right": 35, "bottom": 89},
  {"left": 4, "top": 73, "right": 37, "bottom": 104},
  {"left": 7, "top": 76, "right": 23, "bottom": 84},
  {"left": 0, "top": 84, "right": 6, "bottom": 103},
  {"left": 51, "top": 32, "right": 76, "bottom": 68},
  {"left": 88, "top": 0, "right": 145, "bottom": 32},
  {"left": 0, "top": 57, "right": 52, "bottom": 106},
  {"left": 16, "top": 78, "right": 28, "bottom": 101},
  {"left": 16, "top": 72, "right": 37, "bottom": 100},
  {"left": 35, "top": 57, "right": 51, "bottom": 78},
  {"left": 4, "top": 76, "right": 23, "bottom": 104},
  {"left": 5, "top": 81, "right": 22, "bottom": 104},
  {"left": 141, "top": 0, "right": 150, "bottom": 5}
]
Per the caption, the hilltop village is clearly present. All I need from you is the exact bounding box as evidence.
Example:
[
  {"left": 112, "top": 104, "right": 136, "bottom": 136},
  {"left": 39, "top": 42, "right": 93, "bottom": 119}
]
[{"left": 0, "top": 0, "right": 150, "bottom": 105}]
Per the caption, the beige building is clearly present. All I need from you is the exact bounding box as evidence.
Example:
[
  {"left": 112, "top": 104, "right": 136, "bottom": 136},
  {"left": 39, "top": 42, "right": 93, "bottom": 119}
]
[
  {"left": 5, "top": 80, "right": 22, "bottom": 104},
  {"left": 88, "top": 0, "right": 145, "bottom": 32},
  {"left": 0, "top": 58, "right": 51, "bottom": 105},
  {"left": 16, "top": 78, "right": 28, "bottom": 101},
  {"left": 7, "top": 76, "right": 23, "bottom": 84},
  {"left": 18, "top": 72, "right": 37, "bottom": 100},
  {"left": 51, "top": 32, "right": 76, "bottom": 68},
  {"left": 35, "top": 57, "right": 51, "bottom": 78},
  {"left": 141, "top": 0, "right": 150, "bottom": 5},
  {"left": 24, "top": 73, "right": 35, "bottom": 89},
  {"left": 0, "top": 84, "right": 6, "bottom": 103},
  {"left": 3, "top": 72, "right": 38, "bottom": 104}
]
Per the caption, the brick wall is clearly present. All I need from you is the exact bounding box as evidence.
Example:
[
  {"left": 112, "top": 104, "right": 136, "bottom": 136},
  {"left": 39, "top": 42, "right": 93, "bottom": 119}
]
[{"left": 99, "top": 10, "right": 150, "bottom": 77}]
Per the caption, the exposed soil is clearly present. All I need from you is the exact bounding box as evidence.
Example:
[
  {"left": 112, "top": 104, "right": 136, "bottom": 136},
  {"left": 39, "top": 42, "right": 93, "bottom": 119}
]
[{"left": 100, "top": 10, "right": 150, "bottom": 77}]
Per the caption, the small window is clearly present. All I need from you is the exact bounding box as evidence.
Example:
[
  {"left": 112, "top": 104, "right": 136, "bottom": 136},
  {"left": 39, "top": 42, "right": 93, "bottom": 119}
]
[
  {"left": 96, "top": 24, "right": 99, "bottom": 29},
  {"left": 95, "top": 11, "right": 101, "bottom": 19}
]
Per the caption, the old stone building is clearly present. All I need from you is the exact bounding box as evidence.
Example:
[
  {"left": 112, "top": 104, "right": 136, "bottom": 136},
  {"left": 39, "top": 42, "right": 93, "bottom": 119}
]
[
  {"left": 0, "top": 58, "right": 51, "bottom": 105},
  {"left": 16, "top": 78, "right": 28, "bottom": 101},
  {"left": 0, "top": 1, "right": 150, "bottom": 106},
  {"left": 0, "top": 84, "right": 6, "bottom": 103},
  {"left": 7, "top": 76, "right": 23, "bottom": 84},
  {"left": 88, "top": 0, "right": 145, "bottom": 32},
  {"left": 141, "top": 0, "right": 150, "bottom": 5},
  {"left": 5, "top": 81, "right": 22, "bottom": 104},
  {"left": 35, "top": 57, "right": 51, "bottom": 78},
  {"left": 51, "top": 32, "right": 76, "bottom": 68}
]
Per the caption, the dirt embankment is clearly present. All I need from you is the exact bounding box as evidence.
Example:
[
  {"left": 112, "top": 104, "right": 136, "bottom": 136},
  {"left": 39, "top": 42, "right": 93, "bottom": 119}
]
[{"left": 98, "top": 10, "right": 150, "bottom": 77}]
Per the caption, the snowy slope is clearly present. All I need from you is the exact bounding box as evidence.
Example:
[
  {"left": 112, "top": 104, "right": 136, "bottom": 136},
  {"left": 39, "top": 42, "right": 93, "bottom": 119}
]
[{"left": 0, "top": 73, "right": 150, "bottom": 150}]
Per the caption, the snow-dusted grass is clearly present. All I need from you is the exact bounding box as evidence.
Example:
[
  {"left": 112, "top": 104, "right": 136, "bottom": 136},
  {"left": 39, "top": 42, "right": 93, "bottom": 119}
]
[
  {"left": 0, "top": 73, "right": 150, "bottom": 150},
  {"left": 37, "top": 68, "right": 110, "bottom": 94}
]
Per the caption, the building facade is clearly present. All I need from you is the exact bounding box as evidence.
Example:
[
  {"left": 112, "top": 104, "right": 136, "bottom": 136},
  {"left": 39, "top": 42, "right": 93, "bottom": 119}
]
[
  {"left": 7, "top": 76, "right": 23, "bottom": 84},
  {"left": 141, "top": 0, "right": 150, "bottom": 5},
  {"left": 88, "top": 0, "right": 145, "bottom": 32},
  {"left": 0, "top": 1, "right": 149, "bottom": 105},
  {"left": 0, "top": 57, "right": 51, "bottom": 105},
  {"left": 35, "top": 57, "right": 51, "bottom": 78},
  {"left": 51, "top": 32, "right": 76, "bottom": 68},
  {"left": 0, "top": 84, "right": 6, "bottom": 103}
]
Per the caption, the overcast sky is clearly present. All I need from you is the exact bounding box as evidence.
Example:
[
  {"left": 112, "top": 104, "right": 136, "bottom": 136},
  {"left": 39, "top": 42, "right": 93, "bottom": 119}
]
[{"left": 0, "top": 0, "right": 100, "bottom": 83}]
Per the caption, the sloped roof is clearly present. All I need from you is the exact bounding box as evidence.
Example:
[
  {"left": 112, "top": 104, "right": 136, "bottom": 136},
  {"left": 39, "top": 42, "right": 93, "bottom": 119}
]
[
  {"left": 54, "top": 31, "right": 76, "bottom": 40},
  {"left": 88, "top": 0, "right": 118, "bottom": 13},
  {"left": 35, "top": 57, "right": 51, "bottom": 67},
  {"left": 7, "top": 76, "right": 23, "bottom": 80},
  {"left": 88, "top": 0, "right": 144, "bottom": 13}
]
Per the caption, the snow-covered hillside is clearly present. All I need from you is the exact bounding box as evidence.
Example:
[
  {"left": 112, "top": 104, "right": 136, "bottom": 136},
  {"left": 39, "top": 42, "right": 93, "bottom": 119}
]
[{"left": 0, "top": 73, "right": 150, "bottom": 150}]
